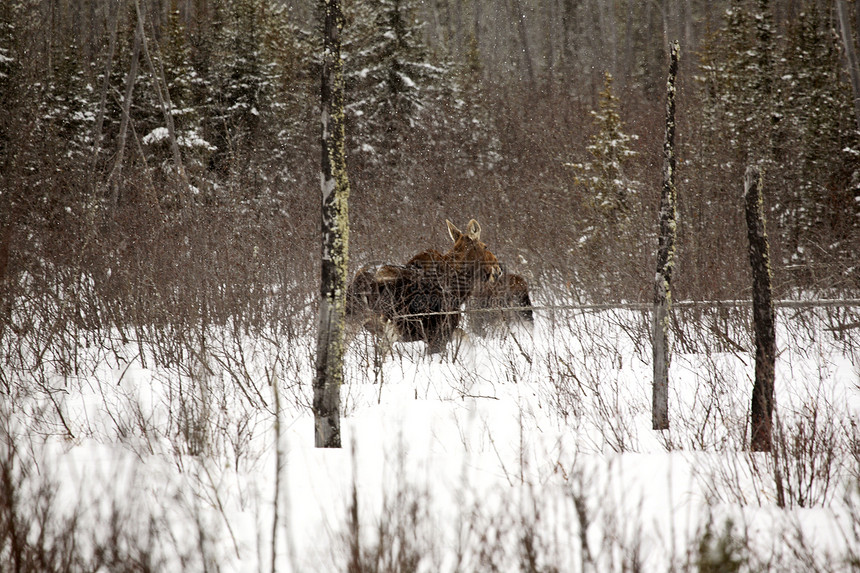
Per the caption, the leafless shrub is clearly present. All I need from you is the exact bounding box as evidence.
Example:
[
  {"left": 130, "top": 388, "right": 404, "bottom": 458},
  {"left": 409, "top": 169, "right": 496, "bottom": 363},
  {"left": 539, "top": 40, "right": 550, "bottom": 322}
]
[
  {"left": 0, "top": 417, "right": 216, "bottom": 572},
  {"left": 685, "top": 513, "right": 748, "bottom": 573},
  {"left": 540, "top": 308, "right": 642, "bottom": 452},
  {"left": 666, "top": 350, "right": 749, "bottom": 452},
  {"left": 770, "top": 398, "right": 846, "bottom": 509},
  {"left": 344, "top": 442, "right": 439, "bottom": 573},
  {"left": 839, "top": 480, "right": 860, "bottom": 570}
]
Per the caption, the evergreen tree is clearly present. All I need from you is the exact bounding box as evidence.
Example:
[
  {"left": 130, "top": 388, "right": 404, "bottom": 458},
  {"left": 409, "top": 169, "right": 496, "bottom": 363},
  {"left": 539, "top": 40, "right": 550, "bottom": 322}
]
[
  {"left": 205, "top": 0, "right": 273, "bottom": 177},
  {"left": 0, "top": 3, "right": 18, "bottom": 170},
  {"left": 343, "top": 0, "right": 452, "bottom": 165},
  {"left": 156, "top": 2, "right": 214, "bottom": 178},
  {"left": 691, "top": 0, "right": 859, "bottom": 291},
  {"left": 774, "top": 4, "right": 860, "bottom": 266},
  {"left": 697, "top": 0, "right": 775, "bottom": 169},
  {"left": 0, "top": 0, "right": 27, "bottom": 227},
  {"left": 566, "top": 71, "right": 641, "bottom": 300},
  {"left": 683, "top": 0, "right": 778, "bottom": 298},
  {"left": 570, "top": 72, "right": 639, "bottom": 225},
  {"left": 39, "top": 51, "right": 98, "bottom": 170},
  {"left": 259, "top": 3, "right": 317, "bottom": 181},
  {"left": 195, "top": 0, "right": 309, "bottom": 201}
]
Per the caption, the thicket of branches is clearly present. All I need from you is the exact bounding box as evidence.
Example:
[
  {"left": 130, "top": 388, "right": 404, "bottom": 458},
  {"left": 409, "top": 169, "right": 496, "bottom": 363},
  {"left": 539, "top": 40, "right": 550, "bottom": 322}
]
[
  {"left": 1, "top": 3, "right": 859, "bottom": 569},
  {"left": 0, "top": 0, "right": 858, "bottom": 355}
]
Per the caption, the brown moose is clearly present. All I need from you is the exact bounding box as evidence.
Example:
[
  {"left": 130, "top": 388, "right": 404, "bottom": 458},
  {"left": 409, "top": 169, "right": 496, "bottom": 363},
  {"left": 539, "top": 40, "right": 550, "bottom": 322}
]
[
  {"left": 346, "top": 219, "right": 533, "bottom": 356},
  {"left": 466, "top": 268, "right": 534, "bottom": 337}
]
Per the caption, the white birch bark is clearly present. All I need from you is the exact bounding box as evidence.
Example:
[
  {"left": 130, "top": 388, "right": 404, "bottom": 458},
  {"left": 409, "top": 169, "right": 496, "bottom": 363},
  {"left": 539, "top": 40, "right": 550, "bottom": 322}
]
[{"left": 314, "top": 0, "right": 350, "bottom": 449}]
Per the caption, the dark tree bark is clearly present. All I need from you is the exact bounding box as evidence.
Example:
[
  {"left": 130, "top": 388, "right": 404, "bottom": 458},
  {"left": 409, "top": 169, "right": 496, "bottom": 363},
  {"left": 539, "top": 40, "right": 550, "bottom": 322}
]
[
  {"left": 652, "top": 40, "right": 679, "bottom": 431},
  {"left": 744, "top": 165, "right": 776, "bottom": 452},
  {"left": 314, "top": 0, "right": 350, "bottom": 449},
  {"left": 560, "top": 0, "right": 577, "bottom": 85}
]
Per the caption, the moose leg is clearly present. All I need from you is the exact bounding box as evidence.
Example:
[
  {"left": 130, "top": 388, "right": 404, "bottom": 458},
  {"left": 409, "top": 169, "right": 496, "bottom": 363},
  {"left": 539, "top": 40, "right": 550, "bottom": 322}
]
[{"left": 424, "top": 312, "right": 461, "bottom": 355}]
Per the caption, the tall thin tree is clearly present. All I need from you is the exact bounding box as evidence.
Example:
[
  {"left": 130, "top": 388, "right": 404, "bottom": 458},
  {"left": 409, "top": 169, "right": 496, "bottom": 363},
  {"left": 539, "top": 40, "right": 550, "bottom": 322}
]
[
  {"left": 90, "top": 0, "right": 121, "bottom": 185},
  {"left": 652, "top": 40, "right": 679, "bottom": 431},
  {"left": 134, "top": 0, "right": 187, "bottom": 189},
  {"left": 745, "top": 165, "right": 776, "bottom": 452},
  {"left": 314, "top": 0, "right": 350, "bottom": 449},
  {"left": 510, "top": 0, "right": 535, "bottom": 86},
  {"left": 108, "top": 17, "right": 141, "bottom": 211}
]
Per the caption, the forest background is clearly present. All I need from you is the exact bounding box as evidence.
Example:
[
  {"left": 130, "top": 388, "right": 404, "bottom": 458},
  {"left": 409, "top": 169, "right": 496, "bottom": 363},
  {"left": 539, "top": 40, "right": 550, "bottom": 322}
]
[{"left": 1, "top": 0, "right": 859, "bottom": 354}]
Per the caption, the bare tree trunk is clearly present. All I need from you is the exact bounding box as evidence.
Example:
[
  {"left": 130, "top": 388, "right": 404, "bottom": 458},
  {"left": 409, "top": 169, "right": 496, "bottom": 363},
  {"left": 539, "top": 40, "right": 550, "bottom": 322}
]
[
  {"left": 472, "top": 0, "right": 483, "bottom": 75},
  {"left": 745, "top": 166, "right": 776, "bottom": 452},
  {"left": 108, "top": 18, "right": 142, "bottom": 210},
  {"left": 473, "top": 0, "right": 482, "bottom": 48},
  {"left": 837, "top": 0, "right": 860, "bottom": 132},
  {"left": 91, "top": 0, "right": 122, "bottom": 184},
  {"left": 560, "top": 0, "right": 575, "bottom": 86},
  {"left": 428, "top": 0, "right": 441, "bottom": 42},
  {"left": 652, "top": 40, "right": 679, "bottom": 432},
  {"left": 510, "top": 0, "right": 536, "bottom": 86},
  {"left": 544, "top": 0, "right": 556, "bottom": 87},
  {"left": 314, "top": 0, "right": 350, "bottom": 449},
  {"left": 622, "top": 0, "right": 634, "bottom": 88},
  {"left": 596, "top": 0, "right": 617, "bottom": 77},
  {"left": 453, "top": 0, "right": 463, "bottom": 59},
  {"left": 134, "top": 0, "right": 188, "bottom": 187},
  {"left": 856, "top": 0, "right": 860, "bottom": 47},
  {"left": 683, "top": 0, "right": 694, "bottom": 51}
]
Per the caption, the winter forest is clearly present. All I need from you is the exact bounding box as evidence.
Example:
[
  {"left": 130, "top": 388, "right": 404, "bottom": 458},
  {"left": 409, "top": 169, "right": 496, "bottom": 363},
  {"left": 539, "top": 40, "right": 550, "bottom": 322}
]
[
  {"left": 2, "top": 0, "right": 860, "bottom": 570},
  {"left": 3, "top": 0, "right": 859, "bottom": 316}
]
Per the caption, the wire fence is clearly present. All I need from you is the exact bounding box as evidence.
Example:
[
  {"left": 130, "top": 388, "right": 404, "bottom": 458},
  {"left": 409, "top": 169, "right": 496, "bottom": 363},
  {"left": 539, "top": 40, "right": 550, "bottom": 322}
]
[{"left": 393, "top": 299, "right": 860, "bottom": 320}]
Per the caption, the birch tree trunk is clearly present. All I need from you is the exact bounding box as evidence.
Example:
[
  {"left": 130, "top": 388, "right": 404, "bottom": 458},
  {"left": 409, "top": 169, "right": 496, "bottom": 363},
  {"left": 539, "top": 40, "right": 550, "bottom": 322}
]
[
  {"left": 314, "top": 0, "right": 350, "bottom": 449},
  {"left": 745, "top": 166, "right": 776, "bottom": 452},
  {"left": 652, "top": 40, "right": 679, "bottom": 431}
]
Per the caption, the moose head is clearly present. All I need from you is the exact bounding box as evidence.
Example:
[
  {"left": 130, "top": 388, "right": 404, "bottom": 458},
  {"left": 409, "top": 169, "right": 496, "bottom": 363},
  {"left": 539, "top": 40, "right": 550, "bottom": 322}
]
[
  {"left": 443, "top": 219, "right": 502, "bottom": 286},
  {"left": 407, "top": 219, "right": 502, "bottom": 295}
]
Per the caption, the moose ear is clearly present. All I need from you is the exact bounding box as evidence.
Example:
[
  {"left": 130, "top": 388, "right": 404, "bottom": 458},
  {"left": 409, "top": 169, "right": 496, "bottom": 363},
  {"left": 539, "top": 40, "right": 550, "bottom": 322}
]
[
  {"left": 466, "top": 219, "right": 481, "bottom": 240},
  {"left": 446, "top": 219, "right": 462, "bottom": 242}
]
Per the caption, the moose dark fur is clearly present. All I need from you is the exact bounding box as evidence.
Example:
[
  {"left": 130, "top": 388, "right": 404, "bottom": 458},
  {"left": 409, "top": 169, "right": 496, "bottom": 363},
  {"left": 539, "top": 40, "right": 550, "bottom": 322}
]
[
  {"left": 465, "top": 269, "right": 534, "bottom": 337},
  {"left": 346, "top": 219, "right": 502, "bottom": 354}
]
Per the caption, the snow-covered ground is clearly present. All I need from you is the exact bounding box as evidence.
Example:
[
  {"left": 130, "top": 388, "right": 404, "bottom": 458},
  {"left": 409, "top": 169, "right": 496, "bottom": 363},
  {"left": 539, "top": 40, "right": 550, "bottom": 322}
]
[{"left": 2, "top": 305, "right": 859, "bottom": 571}]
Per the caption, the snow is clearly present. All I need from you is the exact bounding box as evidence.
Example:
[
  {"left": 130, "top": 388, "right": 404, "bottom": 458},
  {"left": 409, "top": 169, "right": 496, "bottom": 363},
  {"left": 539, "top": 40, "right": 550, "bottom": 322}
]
[
  {"left": 4, "top": 306, "right": 860, "bottom": 571},
  {"left": 397, "top": 71, "right": 416, "bottom": 89},
  {"left": 142, "top": 126, "right": 216, "bottom": 151},
  {"left": 142, "top": 126, "right": 169, "bottom": 145}
]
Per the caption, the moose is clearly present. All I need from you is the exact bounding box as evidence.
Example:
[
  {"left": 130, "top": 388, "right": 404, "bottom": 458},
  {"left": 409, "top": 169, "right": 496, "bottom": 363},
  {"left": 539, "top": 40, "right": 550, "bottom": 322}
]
[
  {"left": 465, "top": 267, "right": 534, "bottom": 337},
  {"left": 346, "top": 219, "right": 534, "bottom": 356}
]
